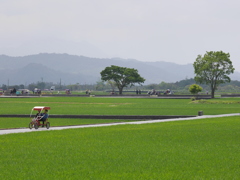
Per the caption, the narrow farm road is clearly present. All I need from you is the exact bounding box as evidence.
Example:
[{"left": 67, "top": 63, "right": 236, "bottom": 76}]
[{"left": 1, "top": 113, "right": 239, "bottom": 135}]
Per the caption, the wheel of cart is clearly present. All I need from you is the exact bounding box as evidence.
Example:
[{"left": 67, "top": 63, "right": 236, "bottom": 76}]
[
  {"left": 29, "top": 122, "right": 34, "bottom": 129},
  {"left": 34, "top": 122, "right": 39, "bottom": 129},
  {"left": 29, "top": 106, "right": 51, "bottom": 130},
  {"left": 46, "top": 122, "right": 50, "bottom": 129}
]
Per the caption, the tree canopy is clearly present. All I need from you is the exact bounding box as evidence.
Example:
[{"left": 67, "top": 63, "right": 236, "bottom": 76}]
[
  {"left": 193, "top": 51, "right": 235, "bottom": 98},
  {"left": 100, "top": 65, "right": 145, "bottom": 94}
]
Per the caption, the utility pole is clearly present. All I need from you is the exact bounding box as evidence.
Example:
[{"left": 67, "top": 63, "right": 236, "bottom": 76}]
[{"left": 60, "top": 78, "right": 62, "bottom": 90}]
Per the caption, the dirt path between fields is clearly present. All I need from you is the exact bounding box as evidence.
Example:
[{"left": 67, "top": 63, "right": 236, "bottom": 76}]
[{"left": 1, "top": 113, "right": 239, "bottom": 135}]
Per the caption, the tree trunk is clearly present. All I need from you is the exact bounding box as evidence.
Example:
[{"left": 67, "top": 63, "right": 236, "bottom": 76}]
[
  {"left": 211, "top": 90, "right": 214, "bottom": 98},
  {"left": 211, "top": 82, "right": 215, "bottom": 98},
  {"left": 118, "top": 87, "right": 123, "bottom": 95}
]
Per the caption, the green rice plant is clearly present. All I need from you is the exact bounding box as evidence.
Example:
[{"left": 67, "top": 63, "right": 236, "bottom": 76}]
[
  {"left": 1, "top": 116, "right": 239, "bottom": 179},
  {"left": 1, "top": 97, "right": 240, "bottom": 116}
]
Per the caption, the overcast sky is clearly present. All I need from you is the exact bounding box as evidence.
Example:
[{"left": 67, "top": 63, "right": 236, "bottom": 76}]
[{"left": 1, "top": 0, "right": 240, "bottom": 71}]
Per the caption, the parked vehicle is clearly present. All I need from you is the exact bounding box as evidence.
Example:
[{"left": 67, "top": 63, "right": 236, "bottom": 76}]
[{"left": 18, "top": 89, "right": 30, "bottom": 94}]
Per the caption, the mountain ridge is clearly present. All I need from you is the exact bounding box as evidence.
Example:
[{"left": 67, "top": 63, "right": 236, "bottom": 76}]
[{"left": 0, "top": 53, "right": 239, "bottom": 85}]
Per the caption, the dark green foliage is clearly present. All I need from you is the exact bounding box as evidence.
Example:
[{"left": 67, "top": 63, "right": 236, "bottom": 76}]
[{"left": 100, "top": 65, "right": 145, "bottom": 94}]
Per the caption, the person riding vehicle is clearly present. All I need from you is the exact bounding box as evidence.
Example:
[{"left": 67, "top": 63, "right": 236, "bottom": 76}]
[{"left": 38, "top": 109, "right": 49, "bottom": 127}]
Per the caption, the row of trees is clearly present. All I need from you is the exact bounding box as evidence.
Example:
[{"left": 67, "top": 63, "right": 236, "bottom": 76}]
[{"left": 99, "top": 51, "right": 235, "bottom": 98}]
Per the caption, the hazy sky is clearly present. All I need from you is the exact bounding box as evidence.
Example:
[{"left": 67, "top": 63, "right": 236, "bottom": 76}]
[{"left": 1, "top": 0, "right": 240, "bottom": 71}]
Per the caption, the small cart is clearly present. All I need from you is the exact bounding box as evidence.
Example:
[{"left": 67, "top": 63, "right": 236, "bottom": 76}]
[{"left": 29, "top": 106, "right": 51, "bottom": 129}]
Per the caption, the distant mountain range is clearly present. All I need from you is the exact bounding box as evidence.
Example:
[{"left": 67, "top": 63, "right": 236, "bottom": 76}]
[{"left": 0, "top": 53, "right": 239, "bottom": 85}]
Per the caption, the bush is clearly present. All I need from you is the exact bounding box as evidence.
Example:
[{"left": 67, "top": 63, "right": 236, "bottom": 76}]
[{"left": 189, "top": 84, "right": 203, "bottom": 94}]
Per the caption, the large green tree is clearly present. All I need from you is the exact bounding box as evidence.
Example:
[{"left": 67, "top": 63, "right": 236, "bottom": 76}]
[
  {"left": 100, "top": 65, "right": 145, "bottom": 95},
  {"left": 193, "top": 51, "right": 235, "bottom": 98}
]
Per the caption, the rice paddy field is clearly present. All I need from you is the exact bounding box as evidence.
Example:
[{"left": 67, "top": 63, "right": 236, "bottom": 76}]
[
  {"left": 1, "top": 96, "right": 240, "bottom": 179},
  {"left": 1, "top": 96, "right": 240, "bottom": 116}
]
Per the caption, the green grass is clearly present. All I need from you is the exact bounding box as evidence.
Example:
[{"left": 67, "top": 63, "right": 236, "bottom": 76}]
[
  {"left": 1, "top": 116, "right": 240, "bottom": 179},
  {"left": 1, "top": 97, "right": 240, "bottom": 116}
]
